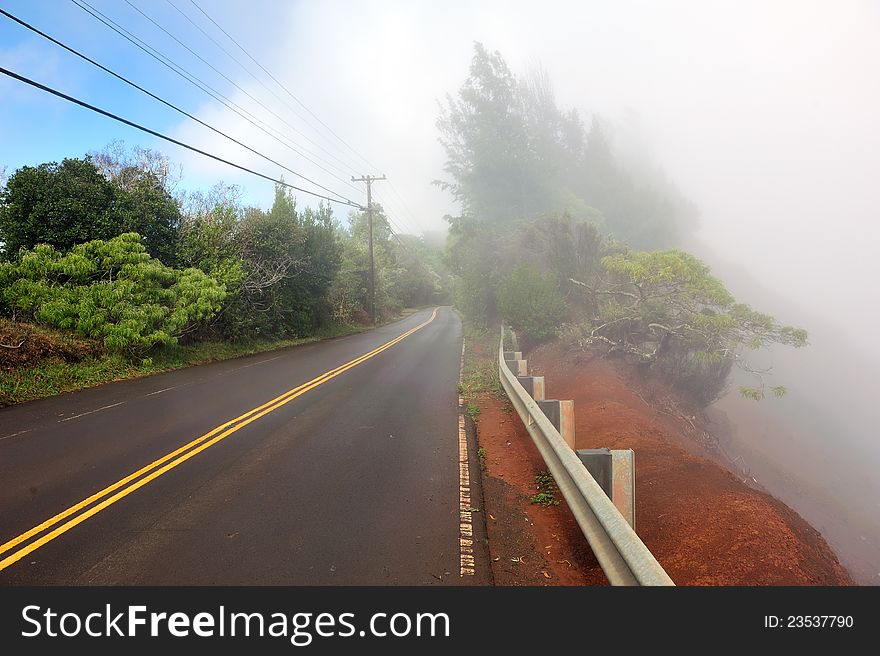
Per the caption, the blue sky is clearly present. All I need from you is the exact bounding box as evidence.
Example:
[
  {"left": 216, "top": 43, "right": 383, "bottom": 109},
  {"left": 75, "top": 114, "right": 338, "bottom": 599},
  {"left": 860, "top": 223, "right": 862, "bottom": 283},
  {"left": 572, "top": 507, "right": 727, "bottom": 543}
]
[{"left": 0, "top": 0, "right": 401, "bottom": 219}]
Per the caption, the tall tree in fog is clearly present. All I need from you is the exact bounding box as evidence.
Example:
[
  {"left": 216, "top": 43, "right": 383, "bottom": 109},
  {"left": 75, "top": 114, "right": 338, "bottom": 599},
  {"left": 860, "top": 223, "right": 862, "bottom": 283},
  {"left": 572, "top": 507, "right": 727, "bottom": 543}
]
[
  {"left": 436, "top": 43, "right": 537, "bottom": 222},
  {"left": 437, "top": 43, "right": 696, "bottom": 248}
]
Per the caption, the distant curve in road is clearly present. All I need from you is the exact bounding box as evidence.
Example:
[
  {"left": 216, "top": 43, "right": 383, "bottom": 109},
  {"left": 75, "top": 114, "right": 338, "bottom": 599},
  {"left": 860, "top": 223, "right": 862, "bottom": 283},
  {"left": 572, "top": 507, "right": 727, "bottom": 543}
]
[{"left": 0, "top": 307, "right": 489, "bottom": 585}]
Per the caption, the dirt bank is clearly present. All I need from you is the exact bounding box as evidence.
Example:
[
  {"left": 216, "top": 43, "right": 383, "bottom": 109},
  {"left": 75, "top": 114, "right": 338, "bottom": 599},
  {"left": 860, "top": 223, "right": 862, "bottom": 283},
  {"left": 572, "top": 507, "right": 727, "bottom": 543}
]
[{"left": 474, "top": 339, "right": 853, "bottom": 585}]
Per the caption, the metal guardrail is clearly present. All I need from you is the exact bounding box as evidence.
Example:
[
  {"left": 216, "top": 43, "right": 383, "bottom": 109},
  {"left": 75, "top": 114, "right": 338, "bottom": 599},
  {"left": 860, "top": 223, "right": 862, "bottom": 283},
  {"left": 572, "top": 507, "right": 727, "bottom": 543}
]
[{"left": 498, "top": 330, "right": 674, "bottom": 586}]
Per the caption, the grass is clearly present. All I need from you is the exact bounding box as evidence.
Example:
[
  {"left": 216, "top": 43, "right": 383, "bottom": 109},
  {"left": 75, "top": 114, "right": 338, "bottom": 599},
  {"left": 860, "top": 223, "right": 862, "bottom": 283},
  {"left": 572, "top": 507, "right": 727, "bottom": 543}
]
[
  {"left": 0, "top": 311, "right": 419, "bottom": 407},
  {"left": 459, "top": 325, "right": 505, "bottom": 401},
  {"left": 466, "top": 403, "right": 481, "bottom": 419},
  {"left": 529, "top": 470, "right": 560, "bottom": 507}
]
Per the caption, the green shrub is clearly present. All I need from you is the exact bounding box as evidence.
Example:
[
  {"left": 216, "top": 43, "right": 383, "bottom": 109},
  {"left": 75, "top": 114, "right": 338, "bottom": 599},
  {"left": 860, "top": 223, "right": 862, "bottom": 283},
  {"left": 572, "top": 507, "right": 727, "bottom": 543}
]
[
  {"left": 0, "top": 233, "right": 226, "bottom": 354},
  {"left": 496, "top": 264, "right": 565, "bottom": 340}
]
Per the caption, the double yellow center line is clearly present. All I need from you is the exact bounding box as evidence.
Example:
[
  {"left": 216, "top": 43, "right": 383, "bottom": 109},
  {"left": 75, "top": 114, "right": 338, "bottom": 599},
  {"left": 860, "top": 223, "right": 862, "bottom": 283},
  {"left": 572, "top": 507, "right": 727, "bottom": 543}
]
[{"left": 0, "top": 308, "right": 438, "bottom": 572}]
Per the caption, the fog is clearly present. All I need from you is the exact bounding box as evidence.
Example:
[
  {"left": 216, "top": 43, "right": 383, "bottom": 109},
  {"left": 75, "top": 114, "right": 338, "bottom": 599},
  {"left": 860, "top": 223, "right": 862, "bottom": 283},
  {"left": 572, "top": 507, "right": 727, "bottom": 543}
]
[
  {"left": 171, "top": 0, "right": 880, "bottom": 341},
  {"left": 162, "top": 1, "right": 880, "bottom": 581}
]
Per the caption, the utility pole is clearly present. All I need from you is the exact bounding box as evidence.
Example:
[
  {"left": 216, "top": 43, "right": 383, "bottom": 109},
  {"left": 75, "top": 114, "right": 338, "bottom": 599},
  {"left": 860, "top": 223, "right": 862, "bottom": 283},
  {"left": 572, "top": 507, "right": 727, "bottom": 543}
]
[{"left": 351, "top": 174, "right": 386, "bottom": 324}]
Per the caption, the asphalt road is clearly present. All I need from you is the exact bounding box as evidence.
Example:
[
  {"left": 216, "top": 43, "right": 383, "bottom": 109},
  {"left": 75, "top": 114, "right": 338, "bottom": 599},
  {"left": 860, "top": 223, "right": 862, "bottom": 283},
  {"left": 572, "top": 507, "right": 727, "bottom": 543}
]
[{"left": 0, "top": 307, "right": 490, "bottom": 585}]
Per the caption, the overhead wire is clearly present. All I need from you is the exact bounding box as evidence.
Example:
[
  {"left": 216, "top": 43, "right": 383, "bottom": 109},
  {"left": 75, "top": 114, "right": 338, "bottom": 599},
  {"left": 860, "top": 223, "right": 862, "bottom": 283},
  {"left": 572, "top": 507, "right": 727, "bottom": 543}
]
[
  {"left": 176, "top": 0, "right": 430, "bottom": 232},
  {"left": 0, "top": 66, "right": 363, "bottom": 209},
  {"left": 162, "top": 0, "right": 365, "bottom": 179},
  {"left": 183, "top": 0, "right": 428, "bottom": 234},
  {"left": 187, "top": 0, "right": 380, "bottom": 174},
  {"left": 0, "top": 7, "right": 360, "bottom": 206},
  {"left": 68, "top": 1, "right": 425, "bottom": 241},
  {"left": 71, "top": 0, "right": 363, "bottom": 195}
]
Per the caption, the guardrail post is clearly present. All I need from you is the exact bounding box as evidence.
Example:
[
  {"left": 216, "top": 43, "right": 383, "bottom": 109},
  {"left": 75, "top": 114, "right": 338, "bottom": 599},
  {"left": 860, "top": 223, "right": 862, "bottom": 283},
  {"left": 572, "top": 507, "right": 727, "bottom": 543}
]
[
  {"left": 612, "top": 449, "right": 636, "bottom": 530},
  {"left": 577, "top": 448, "right": 636, "bottom": 529},
  {"left": 536, "top": 399, "right": 575, "bottom": 449},
  {"left": 503, "top": 351, "right": 523, "bottom": 361},
  {"left": 505, "top": 359, "right": 528, "bottom": 376},
  {"left": 516, "top": 376, "right": 545, "bottom": 400},
  {"left": 498, "top": 329, "right": 672, "bottom": 585}
]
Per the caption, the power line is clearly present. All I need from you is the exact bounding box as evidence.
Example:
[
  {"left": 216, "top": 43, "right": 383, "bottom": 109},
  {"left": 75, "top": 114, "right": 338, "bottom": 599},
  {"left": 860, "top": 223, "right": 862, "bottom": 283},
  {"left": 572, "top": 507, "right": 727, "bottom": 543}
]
[
  {"left": 387, "top": 180, "right": 427, "bottom": 232},
  {"left": 0, "top": 7, "right": 359, "bottom": 207},
  {"left": 163, "top": 0, "right": 366, "bottom": 179},
  {"left": 122, "top": 0, "right": 358, "bottom": 181},
  {"left": 187, "top": 0, "right": 380, "bottom": 174},
  {"left": 0, "top": 66, "right": 363, "bottom": 209},
  {"left": 184, "top": 0, "right": 431, "bottom": 237},
  {"left": 71, "top": 0, "right": 362, "bottom": 194},
  {"left": 372, "top": 190, "right": 421, "bottom": 235}
]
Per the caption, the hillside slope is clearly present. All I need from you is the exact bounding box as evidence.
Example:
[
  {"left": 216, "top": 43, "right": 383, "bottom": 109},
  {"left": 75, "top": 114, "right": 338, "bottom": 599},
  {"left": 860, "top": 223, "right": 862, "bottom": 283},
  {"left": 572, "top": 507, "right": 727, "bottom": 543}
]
[
  {"left": 522, "top": 342, "right": 852, "bottom": 585},
  {"left": 477, "top": 344, "right": 852, "bottom": 585}
]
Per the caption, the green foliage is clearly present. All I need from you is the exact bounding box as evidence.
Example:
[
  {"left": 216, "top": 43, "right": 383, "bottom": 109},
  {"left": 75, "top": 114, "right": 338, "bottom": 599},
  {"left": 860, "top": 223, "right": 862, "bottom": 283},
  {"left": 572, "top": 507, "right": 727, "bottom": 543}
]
[
  {"left": 177, "top": 184, "right": 342, "bottom": 340},
  {"left": 530, "top": 471, "right": 560, "bottom": 507},
  {"left": 0, "top": 158, "right": 119, "bottom": 257},
  {"left": 459, "top": 354, "right": 503, "bottom": 400},
  {"left": 0, "top": 233, "right": 225, "bottom": 354},
  {"left": 1, "top": 319, "right": 372, "bottom": 406},
  {"left": 566, "top": 248, "right": 808, "bottom": 404},
  {"left": 113, "top": 171, "right": 180, "bottom": 265},
  {"left": 529, "top": 492, "right": 560, "bottom": 507},
  {"left": 445, "top": 217, "right": 500, "bottom": 326},
  {"left": 436, "top": 43, "right": 695, "bottom": 248},
  {"left": 329, "top": 203, "right": 447, "bottom": 323},
  {"left": 496, "top": 264, "right": 565, "bottom": 340},
  {"left": 436, "top": 43, "right": 538, "bottom": 223},
  {"left": 0, "top": 156, "right": 182, "bottom": 264},
  {"left": 466, "top": 403, "right": 481, "bottom": 419}
]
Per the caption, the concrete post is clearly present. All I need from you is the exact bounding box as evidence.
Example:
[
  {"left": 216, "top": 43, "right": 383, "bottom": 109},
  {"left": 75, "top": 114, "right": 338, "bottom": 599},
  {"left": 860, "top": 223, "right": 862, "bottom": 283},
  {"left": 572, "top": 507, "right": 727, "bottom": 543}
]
[
  {"left": 577, "top": 448, "right": 636, "bottom": 529},
  {"left": 536, "top": 399, "right": 575, "bottom": 449},
  {"left": 516, "top": 375, "right": 545, "bottom": 401},
  {"left": 577, "top": 448, "right": 612, "bottom": 496},
  {"left": 611, "top": 449, "right": 636, "bottom": 530}
]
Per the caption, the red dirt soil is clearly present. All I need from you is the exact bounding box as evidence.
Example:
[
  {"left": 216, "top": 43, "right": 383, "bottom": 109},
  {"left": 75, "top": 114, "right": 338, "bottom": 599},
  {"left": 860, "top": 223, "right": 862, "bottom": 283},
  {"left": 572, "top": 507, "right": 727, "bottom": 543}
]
[{"left": 474, "top": 340, "right": 853, "bottom": 586}]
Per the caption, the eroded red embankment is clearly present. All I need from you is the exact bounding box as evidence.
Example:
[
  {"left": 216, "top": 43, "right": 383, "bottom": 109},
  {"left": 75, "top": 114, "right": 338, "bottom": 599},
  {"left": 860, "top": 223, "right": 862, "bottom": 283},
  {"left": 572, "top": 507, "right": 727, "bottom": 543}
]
[{"left": 474, "top": 341, "right": 852, "bottom": 586}]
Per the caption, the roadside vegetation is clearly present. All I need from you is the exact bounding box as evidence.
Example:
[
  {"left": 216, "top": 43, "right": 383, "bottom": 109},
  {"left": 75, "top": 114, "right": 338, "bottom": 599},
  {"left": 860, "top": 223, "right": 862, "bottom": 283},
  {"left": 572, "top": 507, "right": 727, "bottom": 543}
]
[
  {"left": 529, "top": 471, "right": 560, "bottom": 507},
  {"left": 0, "top": 316, "right": 381, "bottom": 406},
  {"left": 439, "top": 44, "right": 807, "bottom": 405},
  {"left": 0, "top": 143, "right": 447, "bottom": 405}
]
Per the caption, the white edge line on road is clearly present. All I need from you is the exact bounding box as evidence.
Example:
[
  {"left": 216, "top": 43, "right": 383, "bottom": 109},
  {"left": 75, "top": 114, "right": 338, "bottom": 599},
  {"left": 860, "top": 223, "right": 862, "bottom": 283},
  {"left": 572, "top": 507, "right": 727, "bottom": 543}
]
[
  {"left": 146, "top": 386, "right": 179, "bottom": 396},
  {"left": 0, "top": 429, "right": 32, "bottom": 442},
  {"left": 234, "top": 354, "right": 285, "bottom": 371},
  {"left": 459, "top": 336, "right": 475, "bottom": 577},
  {"left": 58, "top": 401, "right": 126, "bottom": 423}
]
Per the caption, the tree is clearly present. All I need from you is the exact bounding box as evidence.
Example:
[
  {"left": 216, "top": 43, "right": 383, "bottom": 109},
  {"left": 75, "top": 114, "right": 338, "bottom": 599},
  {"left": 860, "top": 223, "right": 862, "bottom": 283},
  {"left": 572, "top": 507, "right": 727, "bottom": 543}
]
[
  {"left": 567, "top": 249, "right": 807, "bottom": 403},
  {"left": 436, "top": 46, "right": 697, "bottom": 250},
  {"left": 90, "top": 140, "right": 182, "bottom": 194},
  {"left": 496, "top": 264, "right": 565, "bottom": 340},
  {"left": 341, "top": 203, "right": 398, "bottom": 318},
  {"left": 388, "top": 234, "right": 445, "bottom": 308},
  {"left": 436, "top": 42, "right": 537, "bottom": 223},
  {"left": 114, "top": 171, "right": 180, "bottom": 265},
  {"left": 445, "top": 215, "right": 502, "bottom": 325},
  {"left": 0, "top": 153, "right": 182, "bottom": 264},
  {"left": 0, "top": 158, "right": 119, "bottom": 258}
]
